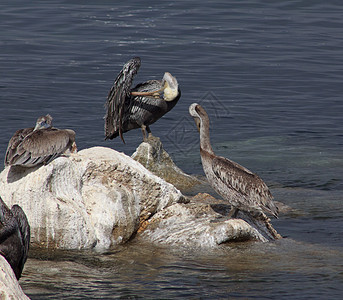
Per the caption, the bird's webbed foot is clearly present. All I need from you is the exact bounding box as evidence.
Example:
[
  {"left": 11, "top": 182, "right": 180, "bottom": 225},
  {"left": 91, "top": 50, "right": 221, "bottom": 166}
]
[
  {"left": 146, "top": 126, "right": 155, "bottom": 140},
  {"left": 141, "top": 125, "right": 154, "bottom": 142}
]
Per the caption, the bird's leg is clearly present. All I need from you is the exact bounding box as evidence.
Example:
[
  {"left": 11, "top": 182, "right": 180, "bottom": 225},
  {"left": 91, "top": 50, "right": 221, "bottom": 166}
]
[
  {"left": 227, "top": 207, "right": 239, "bottom": 219},
  {"left": 141, "top": 125, "right": 148, "bottom": 142},
  {"left": 146, "top": 125, "right": 153, "bottom": 139}
]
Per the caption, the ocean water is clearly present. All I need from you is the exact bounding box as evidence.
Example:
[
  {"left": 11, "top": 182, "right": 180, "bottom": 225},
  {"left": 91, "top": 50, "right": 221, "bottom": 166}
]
[{"left": 1, "top": 0, "right": 342, "bottom": 299}]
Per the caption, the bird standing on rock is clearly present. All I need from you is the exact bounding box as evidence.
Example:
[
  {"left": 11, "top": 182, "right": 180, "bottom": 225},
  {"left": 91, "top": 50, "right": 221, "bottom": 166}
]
[
  {"left": 104, "top": 57, "right": 181, "bottom": 143},
  {"left": 189, "top": 103, "right": 278, "bottom": 219}
]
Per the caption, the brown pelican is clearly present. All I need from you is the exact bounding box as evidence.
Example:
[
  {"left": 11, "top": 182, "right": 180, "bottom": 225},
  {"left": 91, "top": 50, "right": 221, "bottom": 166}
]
[
  {"left": 0, "top": 196, "right": 30, "bottom": 280},
  {"left": 189, "top": 103, "right": 278, "bottom": 218},
  {"left": 105, "top": 57, "right": 181, "bottom": 143},
  {"left": 4, "top": 114, "right": 77, "bottom": 168}
]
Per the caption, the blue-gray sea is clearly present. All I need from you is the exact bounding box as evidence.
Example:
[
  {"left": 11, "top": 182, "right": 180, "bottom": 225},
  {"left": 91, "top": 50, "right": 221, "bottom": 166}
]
[{"left": 1, "top": 1, "right": 343, "bottom": 299}]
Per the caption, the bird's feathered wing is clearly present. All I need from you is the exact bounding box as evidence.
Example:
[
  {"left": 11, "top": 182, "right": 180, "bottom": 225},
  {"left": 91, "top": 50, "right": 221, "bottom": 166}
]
[
  {"left": 4, "top": 128, "right": 33, "bottom": 166},
  {"left": 5, "top": 128, "right": 75, "bottom": 167},
  {"left": 0, "top": 197, "right": 30, "bottom": 279},
  {"left": 211, "top": 156, "right": 278, "bottom": 217},
  {"left": 11, "top": 205, "right": 30, "bottom": 275},
  {"left": 105, "top": 57, "right": 141, "bottom": 142}
]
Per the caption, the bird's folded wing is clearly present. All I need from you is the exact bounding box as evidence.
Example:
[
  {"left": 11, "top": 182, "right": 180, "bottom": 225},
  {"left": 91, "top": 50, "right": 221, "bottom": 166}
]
[
  {"left": 21, "top": 129, "right": 73, "bottom": 157},
  {"left": 4, "top": 128, "right": 34, "bottom": 165},
  {"left": 7, "top": 129, "right": 74, "bottom": 166}
]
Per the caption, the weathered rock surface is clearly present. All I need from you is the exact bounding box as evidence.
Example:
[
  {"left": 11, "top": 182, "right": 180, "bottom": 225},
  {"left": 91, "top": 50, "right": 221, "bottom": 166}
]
[
  {"left": 0, "top": 147, "right": 183, "bottom": 250},
  {"left": 0, "top": 255, "right": 30, "bottom": 300},
  {"left": 0, "top": 141, "right": 281, "bottom": 251},
  {"left": 132, "top": 136, "right": 201, "bottom": 191},
  {"left": 138, "top": 193, "right": 281, "bottom": 247}
]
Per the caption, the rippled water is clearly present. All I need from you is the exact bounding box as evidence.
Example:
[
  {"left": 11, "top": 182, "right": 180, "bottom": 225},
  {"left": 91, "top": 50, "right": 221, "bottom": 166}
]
[
  {"left": 22, "top": 240, "right": 343, "bottom": 299},
  {"left": 1, "top": 0, "right": 343, "bottom": 299}
]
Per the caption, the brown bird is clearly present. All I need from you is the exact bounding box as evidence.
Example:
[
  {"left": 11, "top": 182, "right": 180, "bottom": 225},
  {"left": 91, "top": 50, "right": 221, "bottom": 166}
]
[
  {"left": 0, "top": 196, "right": 30, "bottom": 280},
  {"left": 4, "top": 114, "right": 76, "bottom": 167},
  {"left": 189, "top": 103, "right": 278, "bottom": 218},
  {"left": 104, "top": 57, "right": 181, "bottom": 143}
]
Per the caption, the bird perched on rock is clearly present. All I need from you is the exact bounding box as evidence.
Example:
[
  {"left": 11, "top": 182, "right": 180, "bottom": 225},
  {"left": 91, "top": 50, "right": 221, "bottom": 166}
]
[
  {"left": 0, "top": 196, "right": 30, "bottom": 280},
  {"left": 4, "top": 114, "right": 77, "bottom": 168},
  {"left": 189, "top": 103, "right": 278, "bottom": 218},
  {"left": 104, "top": 57, "right": 181, "bottom": 143}
]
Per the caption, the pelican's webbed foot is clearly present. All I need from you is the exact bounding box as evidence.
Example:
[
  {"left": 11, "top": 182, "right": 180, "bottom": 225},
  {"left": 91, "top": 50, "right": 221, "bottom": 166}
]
[{"left": 141, "top": 125, "right": 153, "bottom": 142}]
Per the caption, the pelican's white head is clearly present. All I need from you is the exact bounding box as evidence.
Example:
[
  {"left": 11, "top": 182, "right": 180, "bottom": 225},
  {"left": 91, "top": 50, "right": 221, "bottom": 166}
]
[{"left": 162, "top": 72, "right": 179, "bottom": 101}]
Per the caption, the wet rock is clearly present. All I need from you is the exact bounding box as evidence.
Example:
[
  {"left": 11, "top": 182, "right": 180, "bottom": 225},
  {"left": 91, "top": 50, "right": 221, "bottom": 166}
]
[
  {"left": 132, "top": 136, "right": 201, "bottom": 191},
  {"left": 138, "top": 193, "right": 281, "bottom": 247},
  {"left": 0, "top": 147, "right": 183, "bottom": 250},
  {"left": 0, "top": 255, "right": 30, "bottom": 300}
]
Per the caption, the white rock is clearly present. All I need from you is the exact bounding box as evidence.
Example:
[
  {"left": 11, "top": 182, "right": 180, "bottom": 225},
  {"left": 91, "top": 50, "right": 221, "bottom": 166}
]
[
  {"left": 0, "top": 255, "right": 30, "bottom": 300},
  {"left": 0, "top": 147, "right": 183, "bottom": 250},
  {"left": 132, "top": 136, "right": 201, "bottom": 191},
  {"left": 139, "top": 194, "right": 281, "bottom": 247}
]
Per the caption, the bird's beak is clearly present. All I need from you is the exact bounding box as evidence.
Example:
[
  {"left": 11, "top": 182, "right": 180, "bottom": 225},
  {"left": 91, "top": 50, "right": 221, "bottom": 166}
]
[
  {"left": 194, "top": 118, "right": 201, "bottom": 132},
  {"left": 131, "top": 83, "right": 166, "bottom": 97}
]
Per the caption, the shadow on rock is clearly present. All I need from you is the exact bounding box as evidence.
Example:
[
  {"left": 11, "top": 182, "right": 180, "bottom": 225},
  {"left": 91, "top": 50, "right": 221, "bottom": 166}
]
[{"left": 6, "top": 165, "right": 40, "bottom": 183}]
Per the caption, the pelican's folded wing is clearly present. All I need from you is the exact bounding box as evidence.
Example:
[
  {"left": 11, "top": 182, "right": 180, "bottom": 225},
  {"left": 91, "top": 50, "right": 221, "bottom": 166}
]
[
  {"left": 9, "top": 128, "right": 75, "bottom": 167},
  {"left": 4, "top": 128, "right": 34, "bottom": 166}
]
